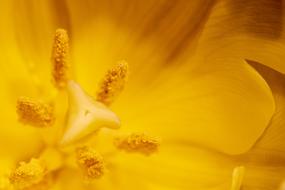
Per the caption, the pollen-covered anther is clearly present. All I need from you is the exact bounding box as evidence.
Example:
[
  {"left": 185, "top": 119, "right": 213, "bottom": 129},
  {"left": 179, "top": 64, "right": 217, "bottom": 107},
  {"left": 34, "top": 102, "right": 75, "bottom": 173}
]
[
  {"left": 17, "top": 97, "right": 55, "bottom": 127},
  {"left": 9, "top": 159, "right": 46, "bottom": 189},
  {"left": 76, "top": 146, "right": 105, "bottom": 179},
  {"left": 96, "top": 60, "right": 129, "bottom": 106},
  {"left": 52, "top": 28, "right": 70, "bottom": 89},
  {"left": 114, "top": 133, "right": 160, "bottom": 155}
]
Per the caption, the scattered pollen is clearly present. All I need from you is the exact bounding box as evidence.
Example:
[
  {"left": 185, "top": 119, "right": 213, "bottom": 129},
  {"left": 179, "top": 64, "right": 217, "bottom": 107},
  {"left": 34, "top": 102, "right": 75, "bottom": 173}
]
[
  {"left": 17, "top": 97, "right": 55, "bottom": 127},
  {"left": 76, "top": 146, "right": 105, "bottom": 179},
  {"left": 52, "top": 28, "right": 70, "bottom": 89},
  {"left": 114, "top": 133, "right": 160, "bottom": 155},
  {"left": 9, "top": 159, "right": 46, "bottom": 189},
  {"left": 230, "top": 166, "right": 245, "bottom": 190},
  {"left": 96, "top": 60, "right": 129, "bottom": 106}
]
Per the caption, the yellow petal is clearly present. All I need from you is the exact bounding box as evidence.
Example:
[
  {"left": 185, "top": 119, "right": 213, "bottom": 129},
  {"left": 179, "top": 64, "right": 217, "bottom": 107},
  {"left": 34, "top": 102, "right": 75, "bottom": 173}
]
[
  {"left": 64, "top": 0, "right": 214, "bottom": 93},
  {"left": 243, "top": 158, "right": 285, "bottom": 190},
  {"left": 113, "top": 59, "right": 274, "bottom": 155},
  {"left": 61, "top": 81, "right": 120, "bottom": 145},
  {"left": 106, "top": 144, "right": 233, "bottom": 190},
  {"left": 105, "top": 143, "right": 285, "bottom": 190},
  {"left": 197, "top": 0, "right": 285, "bottom": 73},
  {"left": 248, "top": 61, "right": 285, "bottom": 151},
  {"left": 0, "top": 72, "right": 43, "bottom": 162},
  {"left": 0, "top": 1, "right": 70, "bottom": 95}
]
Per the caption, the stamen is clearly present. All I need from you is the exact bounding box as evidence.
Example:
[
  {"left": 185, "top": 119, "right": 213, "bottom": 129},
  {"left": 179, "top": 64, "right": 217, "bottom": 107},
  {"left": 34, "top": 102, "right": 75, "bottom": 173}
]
[
  {"left": 76, "top": 146, "right": 104, "bottom": 179},
  {"left": 9, "top": 159, "right": 46, "bottom": 189},
  {"left": 114, "top": 133, "right": 160, "bottom": 155},
  {"left": 17, "top": 97, "right": 55, "bottom": 127},
  {"left": 52, "top": 28, "right": 70, "bottom": 89},
  {"left": 230, "top": 166, "right": 245, "bottom": 190},
  {"left": 96, "top": 60, "right": 129, "bottom": 106},
  {"left": 61, "top": 81, "right": 120, "bottom": 145}
]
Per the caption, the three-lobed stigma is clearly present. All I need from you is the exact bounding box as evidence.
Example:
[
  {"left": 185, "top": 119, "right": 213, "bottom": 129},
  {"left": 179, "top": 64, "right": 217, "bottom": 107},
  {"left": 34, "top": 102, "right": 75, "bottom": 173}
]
[
  {"left": 61, "top": 80, "right": 121, "bottom": 145},
  {"left": 17, "top": 97, "right": 55, "bottom": 127}
]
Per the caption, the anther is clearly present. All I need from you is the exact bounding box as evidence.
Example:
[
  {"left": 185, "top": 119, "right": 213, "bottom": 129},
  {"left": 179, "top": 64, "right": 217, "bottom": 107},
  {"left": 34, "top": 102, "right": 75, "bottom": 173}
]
[
  {"left": 9, "top": 159, "right": 46, "bottom": 189},
  {"left": 114, "top": 133, "right": 160, "bottom": 155},
  {"left": 230, "top": 166, "right": 245, "bottom": 190},
  {"left": 76, "top": 146, "right": 105, "bottom": 179},
  {"left": 17, "top": 97, "right": 55, "bottom": 127},
  {"left": 96, "top": 60, "right": 129, "bottom": 106},
  {"left": 52, "top": 28, "right": 70, "bottom": 89}
]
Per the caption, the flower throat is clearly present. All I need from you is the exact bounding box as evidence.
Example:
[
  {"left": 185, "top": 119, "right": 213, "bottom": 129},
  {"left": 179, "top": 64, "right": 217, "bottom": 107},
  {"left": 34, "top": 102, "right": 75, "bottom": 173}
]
[{"left": 8, "top": 29, "right": 160, "bottom": 189}]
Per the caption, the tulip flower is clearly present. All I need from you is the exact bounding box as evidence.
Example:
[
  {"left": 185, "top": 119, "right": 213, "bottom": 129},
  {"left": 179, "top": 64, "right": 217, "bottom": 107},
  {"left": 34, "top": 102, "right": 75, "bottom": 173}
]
[{"left": 0, "top": 0, "right": 284, "bottom": 189}]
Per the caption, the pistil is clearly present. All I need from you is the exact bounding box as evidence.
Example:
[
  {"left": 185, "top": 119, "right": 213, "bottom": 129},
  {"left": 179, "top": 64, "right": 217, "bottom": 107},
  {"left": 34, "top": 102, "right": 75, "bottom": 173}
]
[{"left": 61, "top": 81, "right": 120, "bottom": 145}]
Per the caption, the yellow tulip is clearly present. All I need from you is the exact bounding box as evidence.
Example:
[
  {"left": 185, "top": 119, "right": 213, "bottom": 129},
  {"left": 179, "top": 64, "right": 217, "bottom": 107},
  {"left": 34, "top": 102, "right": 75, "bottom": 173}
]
[{"left": 0, "top": 0, "right": 284, "bottom": 189}]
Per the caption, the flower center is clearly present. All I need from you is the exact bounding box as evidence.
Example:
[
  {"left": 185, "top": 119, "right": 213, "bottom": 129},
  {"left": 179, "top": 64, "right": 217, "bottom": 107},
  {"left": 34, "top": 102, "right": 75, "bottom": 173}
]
[{"left": 8, "top": 28, "right": 160, "bottom": 189}]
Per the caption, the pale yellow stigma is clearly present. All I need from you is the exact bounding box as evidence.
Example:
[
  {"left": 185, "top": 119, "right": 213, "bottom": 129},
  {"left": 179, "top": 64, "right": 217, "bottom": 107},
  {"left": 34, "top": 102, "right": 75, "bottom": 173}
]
[
  {"left": 96, "top": 60, "right": 129, "bottom": 106},
  {"left": 114, "top": 133, "right": 160, "bottom": 155},
  {"left": 230, "top": 166, "right": 245, "bottom": 190},
  {"left": 17, "top": 97, "right": 55, "bottom": 127},
  {"left": 61, "top": 81, "right": 120, "bottom": 145},
  {"left": 52, "top": 28, "right": 70, "bottom": 89},
  {"left": 76, "top": 146, "right": 105, "bottom": 179},
  {"left": 9, "top": 159, "right": 46, "bottom": 189}
]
